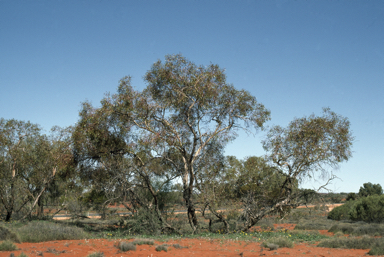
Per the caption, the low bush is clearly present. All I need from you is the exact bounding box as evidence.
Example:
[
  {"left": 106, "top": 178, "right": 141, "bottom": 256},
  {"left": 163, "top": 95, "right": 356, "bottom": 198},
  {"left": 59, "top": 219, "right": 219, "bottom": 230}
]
[
  {"left": 350, "top": 195, "right": 384, "bottom": 222},
  {"left": 155, "top": 244, "right": 168, "bottom": 252},
  {"left": 317, "top": 235, "right": 375, "bottom": 249},
  {"left": 0, "top": 225, "right": 21, "bottom": 243},
  {"left": 353, "top": 224, "right": 384, "bottom": 236},
  {"left": 132, "top": 239, "right": 155, "bottom": 245},
  {"left": 16, "top": 221, "right": 88, "bottom": 242},
  {"left": 0, "top": 240, "right": 18, "bottom": 251},
  {"left": 172, "top": 243, "right": 186, "bottom": 249},
  {"left": 368, "top": 239, "right": 384, "bottom": 256},
  {"left": 328, "top": 200, "right": 356, "bottom": 221},
  {"left": 87, "top": 251, "right": 105, "bottom": 257},
  {"left": 328, "top": 223, "right": 355, "bottom": 234},
  {"left": 262, "top": 237, "right": 293, "bottom": 250},
  {"left": 116, "top": 241, "right": 136, "bottom": 252}
]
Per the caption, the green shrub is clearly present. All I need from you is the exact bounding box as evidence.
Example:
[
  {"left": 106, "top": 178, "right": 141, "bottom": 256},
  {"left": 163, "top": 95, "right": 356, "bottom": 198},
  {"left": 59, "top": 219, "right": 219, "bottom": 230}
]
[
  {"left": 350, "top": 195, "right": 384, "bottom": 222},
  {"left": 368, "top": 239, "right": 384, "bottom": 255},
  {"left": 0, "top": 225, "right": 21, "bottom": 243},
  {"left": 317, "top": 235, "right": 374, "bottom": 249},
  {"left": 87, "top": 251, "right": 105, "bottom": 257},
  {"left": 328, "top": 201, "right": 355, "bottom": 220},
  {"left": 0, "top": 240, "right": 18, "bottom": 251},
  {"left": 353, "top": 224, "right": 384, "bottom": 236},
  {"left": 116, "top": 241, "right": 136, "bottom": 252},
  {"left": 262, "top": 237, "right": 293, "bottom": 249},
  {"left": 155, "top": 244, "right": 168, "bottom": 252},
  {"left": 172, "top": 243, "right": 186, "bottom": 249},
  {"left": 261, "top": 242, "right": 278, "bottom": 250},
  {"left": 132, "top": 239, "right": 155, "bottom": 245},
  {"left": 328, "top": 223, "right": 355, "bottom": 234},
  {"left": 124, "top": 208, "right": 162, "bottom": 235},
  {"left": 16, "top": 221, "right": 88, "bottom": 242},
  {"left": 19, "top": 253, "right": 29, "bottom": 257}
]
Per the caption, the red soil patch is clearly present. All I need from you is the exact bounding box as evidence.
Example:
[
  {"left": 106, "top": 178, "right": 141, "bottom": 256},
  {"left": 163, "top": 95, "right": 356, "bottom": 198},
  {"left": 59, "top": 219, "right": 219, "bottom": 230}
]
[{"left": 0, "top": 237, "right": 369, "bottom": 257}]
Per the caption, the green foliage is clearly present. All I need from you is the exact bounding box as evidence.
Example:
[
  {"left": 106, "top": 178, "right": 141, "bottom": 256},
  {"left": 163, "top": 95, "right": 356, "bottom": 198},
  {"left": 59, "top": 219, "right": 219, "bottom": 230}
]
[
  {"left": 18, "top": 253, "right": 29, "bottom": 257},
  {"left": 346, "top": 192, "right": 357, "bottom": 201},
  {"left": 0, "top": 240, "right": 18, "bottom": 251},
  {"left": 328, "top": 200, "right": 356, "bottom": 220},
  {"left": 0, "top": 225, "right": 21, "bottom": 243},
  {"left": 15, "top": 221, "right": 88, "bottom": 242},
  {"left": 359, "top": 182, "right": 383, "bottom": 197},
  {"left": 349, "top": 195, "right": 384, "bottom": 222},
  {"left": 116, "top": 241, "right": 136, "bottom": 252},
  {"left": 155, "top": 244, "right": 168, "bottom": 252}
]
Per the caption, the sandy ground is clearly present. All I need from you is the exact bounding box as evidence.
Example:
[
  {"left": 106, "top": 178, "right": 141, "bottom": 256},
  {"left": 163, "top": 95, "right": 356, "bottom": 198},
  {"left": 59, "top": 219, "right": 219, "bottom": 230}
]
[
  {"left": 0, "top": 222, "right": 371, "bottom": 257},
  {"left": 0, "top": 238, "right": 370, "bottom": 257}
]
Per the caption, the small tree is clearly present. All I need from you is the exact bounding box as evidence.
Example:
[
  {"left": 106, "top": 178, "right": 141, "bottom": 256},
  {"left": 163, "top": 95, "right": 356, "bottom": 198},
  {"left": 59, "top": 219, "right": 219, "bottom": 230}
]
[
  {"left": 358, "top": 182, "right": 383, "bottom": 198},
  {"left": 241, "top": 108, "right": 353, "bottom": 231}
]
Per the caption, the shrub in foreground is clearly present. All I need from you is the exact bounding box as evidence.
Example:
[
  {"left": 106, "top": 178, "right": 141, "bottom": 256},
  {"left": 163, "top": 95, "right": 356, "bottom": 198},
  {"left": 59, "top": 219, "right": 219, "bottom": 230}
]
[
  {"left": 0, "top": 225, "right": 21, "bottom": 243},
  {"left": 262, "top": 237, "right": 293, "bottom": 250},
  {"left": 0, "top": 240, "right": 18, "bottom": 251},
  {"left": 155, "top": 244, "right": 168, "bottom": 252},
  {"left": 317, "top": 235, "right": 375, "bottom": 249},
  {"left": 116, "top": 241, "right": 136, "bottom": 252},
  {"left": 87, "top": 251, "right": 105, "bottom": 257},
  {"left": 16, "top": 221, "right": 88, "bottom": 242}
]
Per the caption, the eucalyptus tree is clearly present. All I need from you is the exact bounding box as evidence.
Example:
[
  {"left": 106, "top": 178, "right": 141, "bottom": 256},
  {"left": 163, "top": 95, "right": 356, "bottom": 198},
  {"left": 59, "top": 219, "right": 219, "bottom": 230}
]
[
  {"left": 0, "top": 118, "right": 76, "bottom": 221},
  {"left": 73, "top": 101, "right": 179, "bottom": 231},
  {"left": 241, "top": 108, "right": 353, "bottom": 231},
  {"left": 95, "top": 54, "right": 270, "bottom": 233},
  {"left": 0, "top": 118, "right": 41, "bottom": 221}
]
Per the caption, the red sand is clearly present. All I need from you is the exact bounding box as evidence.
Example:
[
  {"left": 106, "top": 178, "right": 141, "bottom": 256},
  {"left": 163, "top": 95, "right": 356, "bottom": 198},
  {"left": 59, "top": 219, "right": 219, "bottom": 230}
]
[{"left": 0, "top": 237, "right": 370, "bottom": 257}]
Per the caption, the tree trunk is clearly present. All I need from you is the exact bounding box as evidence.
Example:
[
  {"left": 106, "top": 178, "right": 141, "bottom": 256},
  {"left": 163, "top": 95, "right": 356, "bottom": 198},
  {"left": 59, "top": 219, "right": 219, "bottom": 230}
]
[
  {"left": 184, "top": 187, "right": 198, "bottom": 233},
  {"left": 5, "top": 210, "right": 13, "bottom": 222}
]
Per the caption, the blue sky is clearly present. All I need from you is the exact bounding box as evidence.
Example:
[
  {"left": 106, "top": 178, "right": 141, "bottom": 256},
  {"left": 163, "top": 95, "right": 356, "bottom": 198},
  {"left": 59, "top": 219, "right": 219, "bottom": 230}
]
[{"left": 1, "top": 0, "right": 383, "bottom": 193}]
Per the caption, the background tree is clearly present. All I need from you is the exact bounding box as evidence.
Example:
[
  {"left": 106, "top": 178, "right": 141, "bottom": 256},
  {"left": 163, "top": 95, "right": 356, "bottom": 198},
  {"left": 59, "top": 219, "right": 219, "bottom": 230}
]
[
  {"left": 241, "top": 108, "right": 353, "bottom": 231},
  {"left": 0, "top": 118, "right": 41, "bottom": 221},
  {"left": 358, "top": 182, "right": 383, "bottom": 198}
]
